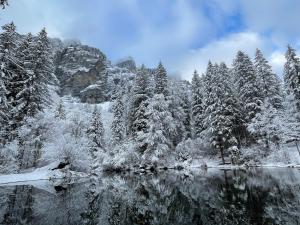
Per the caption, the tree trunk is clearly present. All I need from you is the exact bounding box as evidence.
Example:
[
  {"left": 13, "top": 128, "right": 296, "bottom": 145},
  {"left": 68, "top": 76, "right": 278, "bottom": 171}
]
[{"left": 220, "top": 148, "right": 225, "bottom": 165}]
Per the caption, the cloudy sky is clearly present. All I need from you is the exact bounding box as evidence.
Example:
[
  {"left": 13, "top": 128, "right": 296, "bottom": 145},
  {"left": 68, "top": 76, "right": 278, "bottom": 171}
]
[{"left": 1, "top": 0, "right": 300, "bottom": 80}]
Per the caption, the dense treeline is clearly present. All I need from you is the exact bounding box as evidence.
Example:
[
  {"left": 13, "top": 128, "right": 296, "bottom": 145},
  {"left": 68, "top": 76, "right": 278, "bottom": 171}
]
[{"left": 109, "top": 47, "right": 300, "bottom": 167}]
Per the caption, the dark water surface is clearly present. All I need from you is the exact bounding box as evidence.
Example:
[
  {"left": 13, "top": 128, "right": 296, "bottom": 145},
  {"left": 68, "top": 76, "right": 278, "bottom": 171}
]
[{"left": 1, "top": 168, "right": 300, "bottom": 225}]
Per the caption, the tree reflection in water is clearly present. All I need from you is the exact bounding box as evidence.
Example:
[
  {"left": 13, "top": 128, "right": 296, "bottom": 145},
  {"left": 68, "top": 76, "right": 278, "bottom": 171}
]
[{"left": 0, "top": 169, "right": 300, "bottom": 225}]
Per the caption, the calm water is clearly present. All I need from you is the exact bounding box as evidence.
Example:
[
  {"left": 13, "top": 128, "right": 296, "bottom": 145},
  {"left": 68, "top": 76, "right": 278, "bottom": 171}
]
[{"left": 1, "top": 169, "right": 300, "bottom": 225}]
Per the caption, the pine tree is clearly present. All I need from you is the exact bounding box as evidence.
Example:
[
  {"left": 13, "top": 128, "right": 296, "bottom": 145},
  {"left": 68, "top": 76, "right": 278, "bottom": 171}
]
[
  {"left": 168, "top": 80, "right": 190, "bottom": 145},
  {"left": 111, "top": 95, "right": 125, "bottom": 144},
  {"left": 0, "top": 22, "right": 18, "bottom": 143},
  {"left": 27, "top": 28, "right": 56, "bottom": 116},
  {"left": 10, "top": 33, "right": 35, "bottom": 127},
  {"left": 87, "top": 106, "right": 105, "bottom": 174},
  {"left": 140, "top": 94, "right": 173, "bottom": 165},
  {"left": 254, "top": 49, "right": 282, "bottom": 108},
  {"left": 284, "top": 45, "right": 300, "bottom": 113},
  {"left": 128, "top": 65, "right": 151, "bottom": 137},
  {"left": 248, "top": 100, "right": 281, "bottom": 150},
  {"left": 202, "top": 61, "right": 218, "bottom": 133},
  {"left": 154, "top": 62, "right": 168, "bottom": 96},
  {"left": 0, "top": 0, "right": 8, "bottom": 9},
  {"left": 55, "top": 99, "right": 66, "bottom": 120},
  {"left": 191, "top": 70, "right": 204, "bottom": 138},
  {"left": 233, "top": 51, "right": 262, "bottom": 123},
  {"left": 210, "top": 63, "right": 243, "bottom": 164}
]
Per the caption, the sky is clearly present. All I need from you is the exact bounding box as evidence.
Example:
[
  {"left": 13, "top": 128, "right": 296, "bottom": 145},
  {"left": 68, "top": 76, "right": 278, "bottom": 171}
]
[{"left": 1, "top": 0, "right": 300, "bottom": 80}]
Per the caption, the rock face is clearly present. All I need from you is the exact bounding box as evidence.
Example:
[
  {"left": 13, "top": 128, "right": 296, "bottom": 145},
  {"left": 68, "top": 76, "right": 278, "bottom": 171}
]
[
  {"left": 53, "top": 40, "right": 139, "bottom": 103},
  {"left": 54, "top": 43, "right": 108, "bottom": 102},
  {"left": 115, "top": 57, "right": 136, "bottom": 72}
]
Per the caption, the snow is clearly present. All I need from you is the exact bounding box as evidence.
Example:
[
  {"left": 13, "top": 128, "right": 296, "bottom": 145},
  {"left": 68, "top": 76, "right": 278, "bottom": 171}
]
[
  {"left": 0, "top": 162, "right": 58, "bottom": 185},
  {"left": 80, "top": 84, "right": 101, "bottom": 93},
  {"left": 0, "top": 161, "right": 88, "bottom": 185}
]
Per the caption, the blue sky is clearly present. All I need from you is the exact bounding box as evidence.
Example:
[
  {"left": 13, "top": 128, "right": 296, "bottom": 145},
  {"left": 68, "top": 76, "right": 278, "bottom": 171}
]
[{"left": 2, "top": 0, "right": 300, "bottom": 79}]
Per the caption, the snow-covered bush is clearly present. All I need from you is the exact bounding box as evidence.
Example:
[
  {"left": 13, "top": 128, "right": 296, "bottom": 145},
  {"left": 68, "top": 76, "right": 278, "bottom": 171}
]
[
  {"left": 174, "top": 138, "right": 210, "bottom": 163},
  {"left": 0, "top": 140, "right": 18, "bottom": 173},
  {"left": 41, "top": 108, "right": 91, "bottom": 172},
  {"left": 102, "top": 140, "right": 139, "bottom": 171}
]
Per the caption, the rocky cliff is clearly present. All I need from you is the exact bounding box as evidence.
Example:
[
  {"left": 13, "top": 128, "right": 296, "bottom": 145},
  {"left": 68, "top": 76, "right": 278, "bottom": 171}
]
[{"left": 53, "top": 40, "right": 138, "bottom": 103}]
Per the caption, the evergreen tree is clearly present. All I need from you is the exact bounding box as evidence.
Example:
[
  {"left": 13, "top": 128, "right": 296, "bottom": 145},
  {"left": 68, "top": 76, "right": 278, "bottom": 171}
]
[
  {"left": 0, "top": 22, "right": 18, "bottom": 143},
  {"left": 128, "top": 65, "right": 150, "bottom": 138},
  {"left": 202, "top": 61, "right": 218, "bottom": 133},
  {"left": 55, "top": 99, "right": 66, "bottom": 120},
  {"left": 284, "top": 45, "right": 300, "bottom": 113},
  {"left": 140, "top": 94, "right": 173, "bottom": 165},
  {"left": 233, "top": 51, "right": 262, "bottom": 123},
  {"left": 248, "top": 100, "right": 281, "bottom": 150},
  {"left": 154, "top": 62, "right": 168, "bottom": 96},
  {"left": 10, "top": 33, "right": 35, "bottom": 127},
  {"left": 168, "top": 80, "right": 189, "bottom": 146},
  {"left": 27, "top": 28, "right": 56, "bottom": 116},
  {"left": 87, "top": 106, "right": 105, "bottom": 174},
  {"left": 209, "top": 63, "right": 243, "bottom": 164},
  {"left": 111, "top": 95, "right": 125, "bottom": 144},
  {"left": 0, "top": 0, "right": 8, "bottom": 9},
  {"left": 191, "top": 70, "right": 204, "bottom": 138},
  {"left": 254, "top": 49, "right": 282, "bottom": 108}
]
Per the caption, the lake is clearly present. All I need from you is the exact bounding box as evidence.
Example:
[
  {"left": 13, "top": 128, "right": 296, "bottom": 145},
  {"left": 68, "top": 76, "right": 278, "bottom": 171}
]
[{"left": 0, "top": 168, "right": 300, "bottom": 225}]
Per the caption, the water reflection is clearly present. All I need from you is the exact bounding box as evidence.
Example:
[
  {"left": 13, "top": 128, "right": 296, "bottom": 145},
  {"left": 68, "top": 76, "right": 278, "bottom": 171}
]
[{"left": 0, "top": 169, "right": 300, "bottom": 225}]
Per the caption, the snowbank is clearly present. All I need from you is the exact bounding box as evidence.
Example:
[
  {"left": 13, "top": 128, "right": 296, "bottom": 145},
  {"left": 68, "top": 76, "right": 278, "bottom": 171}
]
[{"left": 0, "top": 162, "right": 87, "bottom": 185}]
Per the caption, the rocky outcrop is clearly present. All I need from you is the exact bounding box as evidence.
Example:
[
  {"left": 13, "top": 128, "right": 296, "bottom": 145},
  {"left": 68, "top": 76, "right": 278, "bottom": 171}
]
[
  {"left": 115, "top": 57, "right": 136, "bottom": 72},
  {"left": 54, "top": 43, "right": 108, "bottom": 101},
  {"left": 53, "top": 40, "right": 139, "bottom": 103}
]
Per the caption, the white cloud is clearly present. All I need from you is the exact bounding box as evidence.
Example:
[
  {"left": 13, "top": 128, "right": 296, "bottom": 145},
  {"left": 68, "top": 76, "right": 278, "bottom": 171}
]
[
  {"left": 241, "top": 0, "right": 300, "bottom": 46},
  {"left": 176, "top": 32, "right": 265, "bottom": 80},
  {"left": 269, "top": 51, "right": 286, "bottom": 78},
  {"left": 0, "top": 0, "right": 75, "bottom": 38},
  {"left": 175, "top": 30, "right": 292, "bottom": 80},
  {"left": 122, "top": 0, "right": 215, "bottom": 68}
]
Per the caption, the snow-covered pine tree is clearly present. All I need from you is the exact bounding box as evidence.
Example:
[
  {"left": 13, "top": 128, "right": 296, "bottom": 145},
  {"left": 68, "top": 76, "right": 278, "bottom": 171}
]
[
  {"left": 154, "top": 62, "right": 168, "bottom": 96},
  {"left": 10, "top": 33, "right": 36, "bottom": 129},
  {"left": 167, "top": 80, "right": 189, "bottom": 145},
  {"left": 284, "top": 45, "right": 300, "bottom": 114},
  {"left": 27, "top": 28, "right": 56, "bottom": 116},
  {"left": 213, "top": 63, "right": 243, "bottom": 164},
  {"left": 0, "top": 22, "right": 18, "bottom": 143},
  {"left": 55, "top": 99, "right": 66, "bottom": 120},
  {"left": 281, "top": 94, "right": 300, "bottom": 143},
  {"left": 201, "top": 61, "right": 218, "bottom": 134},
  {"left": 191, "top": 70, "right": 204, "bottom": 138},
  {"left": 140, "top": 94, "right": 173, "bottom": 166},
  {"left": 179, "top": 81, "right": 191, "bottom": 139},
  {"left": 254, "top": 48, "right": 282, "bottom": 108},
  {"left": 128, "top": 65, "right": 151, "bottom": 138},
  {"left": 233, "top": 51, "right": 262, "bottom": 123},
  {"left": 111, "top": 95, "right": 125, "bottom": 145},
  {"left": 87, "top": 106, "right": 105, "bottom": 174},
  {"left": 248, "top": 100, "right": 281, "bottom": 151},
  {"left": 0, "top": 0, "right": 8, "bottom": 8}
]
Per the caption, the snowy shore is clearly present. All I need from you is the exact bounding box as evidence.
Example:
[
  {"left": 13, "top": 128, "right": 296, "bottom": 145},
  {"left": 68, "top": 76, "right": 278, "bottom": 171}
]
[
  {"left": 1, "top": 161, "right": 300, "bottom": 186},
  {"left": 0, "top": 162, "right": 88, "bottom": 185}
]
